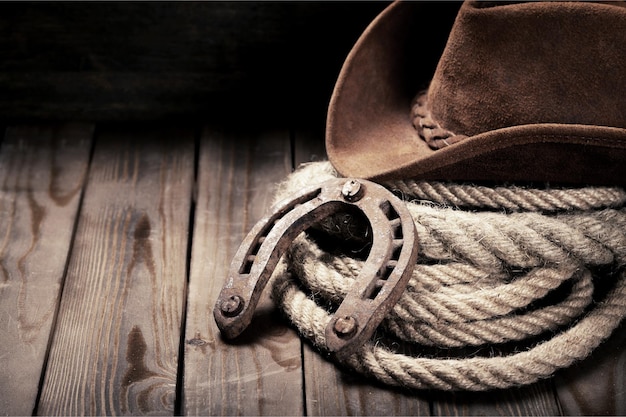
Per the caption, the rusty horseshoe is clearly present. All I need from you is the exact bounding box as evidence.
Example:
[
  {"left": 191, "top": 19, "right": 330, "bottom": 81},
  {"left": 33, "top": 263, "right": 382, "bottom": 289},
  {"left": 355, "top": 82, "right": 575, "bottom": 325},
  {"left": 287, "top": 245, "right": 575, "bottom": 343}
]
[{"left": 213, "top": 178, "right": 419, "bottom": 358}]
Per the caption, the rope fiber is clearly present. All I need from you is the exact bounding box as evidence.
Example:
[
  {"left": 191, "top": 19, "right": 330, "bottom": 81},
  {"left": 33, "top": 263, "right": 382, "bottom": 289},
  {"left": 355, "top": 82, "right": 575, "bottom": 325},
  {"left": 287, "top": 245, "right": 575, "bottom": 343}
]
[{"left": 268, "top": 161, "right": 626, "bottom": 391}]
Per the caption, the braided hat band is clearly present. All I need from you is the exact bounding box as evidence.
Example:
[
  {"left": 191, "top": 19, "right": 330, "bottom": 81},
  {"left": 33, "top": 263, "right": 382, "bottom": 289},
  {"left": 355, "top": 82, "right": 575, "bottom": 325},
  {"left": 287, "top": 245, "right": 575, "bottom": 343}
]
[
  {"left": 269, "top": 161, "right": 626, "bottom": 391},
  {"left": 412, "top": 92, "right": 467, "bottom": 150}
]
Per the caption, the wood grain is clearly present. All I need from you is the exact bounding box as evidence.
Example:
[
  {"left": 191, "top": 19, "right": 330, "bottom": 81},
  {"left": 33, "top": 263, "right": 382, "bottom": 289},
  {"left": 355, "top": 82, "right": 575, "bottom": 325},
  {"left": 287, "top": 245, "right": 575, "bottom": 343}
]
[
  {"left": 0, "top": 124, "right": 93, "bottom": 416},
  {"left": 0, "top": 124, "right": 93, "bottom": 415},
  {"left": 183, "top": 126, "right": 303, "bottom": 415},
  {"left": 303, "top": 347, "right": 431, "bottom": 416},
  {"left": 0, "top": 120, "right": 623, "bottom": 414},
  {"left": 431, "top": 381, "right": 561, "bottom": 416},
  {"left": 37, "top": 125, "right": 194, "bottom": 415},
  {"left": 292, "top": 129, "right": 431, "bottom": 416},
  {"left": 555, "top": 320, "right": 626, "bottom": 415}
]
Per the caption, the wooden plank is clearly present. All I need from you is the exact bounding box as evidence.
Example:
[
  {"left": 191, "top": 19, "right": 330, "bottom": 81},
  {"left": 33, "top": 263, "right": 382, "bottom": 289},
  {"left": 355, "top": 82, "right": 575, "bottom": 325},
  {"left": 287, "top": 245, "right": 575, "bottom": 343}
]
[
  {"left": 0, "top": 124, "right": 93, "bottom": 416},
  {"left": 555, "top": 320, "right": 626, "bottom": 415},
  {"left": 302, "top": 352, "right": 431, "bottom": 416},
  {"left": 37, "top": 125, "right": 194, "bottom": 415},
  {"left": 292, "top": 128, "right": 431, "bottom": 415},
  {"left": 183, "top": 126, "right": 303, "bottom": 415},
  {"left": 431, "top": 381, "right": 561, "bottom": 416}
]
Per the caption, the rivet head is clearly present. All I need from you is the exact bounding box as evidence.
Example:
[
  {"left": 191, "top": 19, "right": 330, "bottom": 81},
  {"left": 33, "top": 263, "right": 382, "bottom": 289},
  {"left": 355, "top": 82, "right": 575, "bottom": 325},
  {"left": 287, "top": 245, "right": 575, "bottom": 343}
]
[
  {"left": 341, "top": 180, "right": 363, "bottom": 202},
  {"left": 220, "top": 295, "right": 244, "bottom": 317},
  {"left": 333, "top": 315, "right": 358, "bottom": 338}
]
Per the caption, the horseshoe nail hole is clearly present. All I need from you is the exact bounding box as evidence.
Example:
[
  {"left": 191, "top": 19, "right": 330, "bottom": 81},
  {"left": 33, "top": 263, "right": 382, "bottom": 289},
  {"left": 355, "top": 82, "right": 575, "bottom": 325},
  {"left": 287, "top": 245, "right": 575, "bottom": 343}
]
[
  {"left": 391, "top": 240, "right": 403, "bottom": 260},
  {"left": 379, "top": 263, "right": 396, "bottom": 280},
  {"left": 239, "top": 255, "right": 255, "bottom": 275},
  {"left": 250, "top": 236, "right": 265, "bottom": 257},
  {"left": 386, "top": 217, "right": 403, "bottom": 239},
  {"left": 367, "top": 280, "right": 387, "bottom": 300},
  {"left": 381, "top": 201, "right": 400, "bottom": 221}
]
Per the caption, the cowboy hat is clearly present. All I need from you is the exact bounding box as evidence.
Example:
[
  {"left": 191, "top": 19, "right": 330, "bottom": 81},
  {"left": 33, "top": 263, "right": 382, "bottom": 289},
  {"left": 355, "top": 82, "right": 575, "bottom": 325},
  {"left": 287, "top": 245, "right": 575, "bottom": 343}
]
[{"left": 326, "top": 1, "right": 626, "bottom": 185}]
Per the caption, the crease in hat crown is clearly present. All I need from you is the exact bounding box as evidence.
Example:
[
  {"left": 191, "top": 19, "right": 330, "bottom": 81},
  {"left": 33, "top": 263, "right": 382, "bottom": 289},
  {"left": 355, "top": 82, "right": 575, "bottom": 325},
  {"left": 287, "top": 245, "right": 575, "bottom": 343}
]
[{"left": 326, "top": 1, "right": 626, "bottom": 185}]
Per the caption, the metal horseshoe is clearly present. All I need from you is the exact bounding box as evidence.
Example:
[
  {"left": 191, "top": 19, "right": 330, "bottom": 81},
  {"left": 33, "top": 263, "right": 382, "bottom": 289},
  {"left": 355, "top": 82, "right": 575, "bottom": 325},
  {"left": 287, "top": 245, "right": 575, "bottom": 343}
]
[{"left": 213, "top": 178, "right": 419, "bottom": 358}]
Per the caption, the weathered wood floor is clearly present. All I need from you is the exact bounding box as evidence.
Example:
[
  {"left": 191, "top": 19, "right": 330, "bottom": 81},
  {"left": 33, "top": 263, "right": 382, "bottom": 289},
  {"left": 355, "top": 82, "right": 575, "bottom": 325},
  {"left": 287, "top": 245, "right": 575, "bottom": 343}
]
[{"left": 0, "top": 122, "right": 624, "bottom": 416}]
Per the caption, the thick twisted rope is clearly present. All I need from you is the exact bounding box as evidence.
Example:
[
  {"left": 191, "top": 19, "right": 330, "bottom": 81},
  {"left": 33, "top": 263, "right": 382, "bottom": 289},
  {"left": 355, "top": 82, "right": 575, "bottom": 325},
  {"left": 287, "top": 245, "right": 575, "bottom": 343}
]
[{"left": 269, "top": 161, "right": 626, "bottom": 391}]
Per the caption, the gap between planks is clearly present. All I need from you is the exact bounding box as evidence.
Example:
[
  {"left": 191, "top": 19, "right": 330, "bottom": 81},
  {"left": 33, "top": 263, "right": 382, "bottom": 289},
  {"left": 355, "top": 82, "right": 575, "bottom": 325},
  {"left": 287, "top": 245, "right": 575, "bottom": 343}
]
[
  {"left": 182, "top": 126, "right": 303, "bottom": 416},
  {"left": 0, "top": 124, "right": 94, "bottom": 416},
  {"left": 1, "top": 122, "right": 623, "bottom": 416},
  {"left": 37, "top": 124, "right": 195, "bottom": 415}
]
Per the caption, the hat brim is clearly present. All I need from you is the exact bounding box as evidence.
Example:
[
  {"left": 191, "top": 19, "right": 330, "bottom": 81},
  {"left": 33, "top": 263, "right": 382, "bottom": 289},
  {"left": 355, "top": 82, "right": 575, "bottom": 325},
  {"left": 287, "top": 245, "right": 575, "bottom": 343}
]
[{"left": 326, "top": 1, "right": 626, "bottom": 185}]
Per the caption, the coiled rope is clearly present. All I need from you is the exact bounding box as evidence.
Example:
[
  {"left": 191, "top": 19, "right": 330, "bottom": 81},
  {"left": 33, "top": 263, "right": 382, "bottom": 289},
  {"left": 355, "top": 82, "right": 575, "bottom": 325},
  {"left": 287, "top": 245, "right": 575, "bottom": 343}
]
[{"left": 269, "top": 161, "right": 626, "bottom": 391}]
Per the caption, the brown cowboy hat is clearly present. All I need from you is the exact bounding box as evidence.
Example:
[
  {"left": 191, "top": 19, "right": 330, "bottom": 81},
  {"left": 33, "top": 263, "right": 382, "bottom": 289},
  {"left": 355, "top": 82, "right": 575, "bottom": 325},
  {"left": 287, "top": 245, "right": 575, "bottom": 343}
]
[{"left": 326, "top": 1, "right": 626, "bottom": 185}]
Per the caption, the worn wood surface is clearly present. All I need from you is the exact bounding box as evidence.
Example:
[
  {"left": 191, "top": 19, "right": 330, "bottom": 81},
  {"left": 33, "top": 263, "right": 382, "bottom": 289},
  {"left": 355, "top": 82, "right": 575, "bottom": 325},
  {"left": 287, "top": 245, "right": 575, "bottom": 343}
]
[
  {"left": 0, "top": 121, "right": 624, "bottom": 415},
  {"left": 431, "top": 382, "right": 562, "bottom": 416},
  {"left": 37, "top": 125, "right": 194, "bottom": 415},
  {"left": 555, "top": 320, "right": 626, "bottom": 415},
  {"left": 183, "top": 127, "right": 303, "bottom": 416},
  {"left": 0, "top": 124, "right": 92, "bottom": 416}
]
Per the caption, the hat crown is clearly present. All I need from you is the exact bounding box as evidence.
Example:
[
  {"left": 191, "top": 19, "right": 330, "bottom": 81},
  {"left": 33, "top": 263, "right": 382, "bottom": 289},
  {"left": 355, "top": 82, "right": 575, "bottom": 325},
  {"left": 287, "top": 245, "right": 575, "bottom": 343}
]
[
  {"left": 326, "top": 1, "right": 626, "bottom": 184},
  {"left": 428, "top": 1, "right": 626, "bottom": 137}
]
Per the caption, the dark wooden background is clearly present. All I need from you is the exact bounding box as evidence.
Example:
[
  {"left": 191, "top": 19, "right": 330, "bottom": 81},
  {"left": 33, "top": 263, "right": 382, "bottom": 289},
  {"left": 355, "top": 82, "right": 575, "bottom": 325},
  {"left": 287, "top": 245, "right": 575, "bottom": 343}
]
[{"left": 0, "top": 1, "right": 460, "bottom": 126}]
